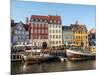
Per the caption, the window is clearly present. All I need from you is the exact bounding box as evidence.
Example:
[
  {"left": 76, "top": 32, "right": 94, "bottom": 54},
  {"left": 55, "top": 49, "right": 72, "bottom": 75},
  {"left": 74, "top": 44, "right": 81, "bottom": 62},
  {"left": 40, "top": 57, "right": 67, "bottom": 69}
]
[
  {"left": 54, "top": 20, "right": 56, "bottom": 23},
  {"left": 45, "top": 36, "right": 47, "bottom": 39},
  {"left": 35, "top": 24, "right": 37, "bottom": 27},
  {"left": 45, "top": 24, "right": 47, "bottom": 27},
  {"left": 22, "top": 31, "right": 25, "bottom": 34},
  {"left": 56, "top": 30, "right": 58, "bottom": 33},
  {"left": 45, "top": 29, "right": 48, "bottom": 33},
  {"left": 86, "top": 36, "right": 87, "bottom": 39},
  {"left": 59, "top": 35, "right": 61, "bottom": 38},
  {"left": 43, "top": 36, "right": 44, "bottom": 39},
  {"left": 53, "top": 35, "right": 55, "bottom": 39},
  {"left": 56, "top": 35, "right": 58, "bottom": 38},
  {"left": 15, "top": 30, "right": 18, "bottom": 34},
  {"left": 38, "top": 29, "right": 40, "bottom": 33},
  {"left": 56, "top": 41, "right": 58, "bottom": 44},
  {"left": 42, "top": 29, "right": 44, "bottom": 33},
  {"left": 50, "top": 20, "right": 52, "bottom": 23},
  {"left": 36, "top": 19, "right": 38, "bottom": 22},
  {"left": 50, "top": 25, "right": 52, "bottom": 28},
  {"left": 40, "top": 19, "right": 42, "bottom": 22},
  {"left": 53, "top": 41, "right": 55, "bottom": 44},
  {"left": 59, "top": 30, "right": 61, "bottom": 33},
  {"left": 53, "top": 30, "right": 55, "bottom": 33},
  {"left": 44, "top": 24, "right": 45, "bottom": 27},
  {"left": 34, "top": 42, "right": 36, "bottom": 46},
  {"left": 34, "top": 29, "right": 37, "bottom": 33},
  {"left": 44, "top": 19, "right": 47, "bottom": 22},
  {"left": 59, "top": 41, "right": 61, "bottom": 44},
  {"left": 49, "top": 30, "right": 51, "bottom": 33},
  {"left": 86, "top": 42, "right": 87, "bottom": 44},
  {"left": 56, "top": 25, "right": 57, "bottom": 28},
  {"left": 58, "top": 20, "right": 60, "bottom": 24}
]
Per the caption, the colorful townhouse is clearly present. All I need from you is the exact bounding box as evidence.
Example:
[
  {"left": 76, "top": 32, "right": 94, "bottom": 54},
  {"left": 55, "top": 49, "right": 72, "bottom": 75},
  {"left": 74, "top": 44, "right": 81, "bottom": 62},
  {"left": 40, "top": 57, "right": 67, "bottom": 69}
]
[
  {"left": 28, "top": 15, "right": 62, "bottom": 48},
  {"left": 11, "top": 20, "right": 30, "bottom": 45}
]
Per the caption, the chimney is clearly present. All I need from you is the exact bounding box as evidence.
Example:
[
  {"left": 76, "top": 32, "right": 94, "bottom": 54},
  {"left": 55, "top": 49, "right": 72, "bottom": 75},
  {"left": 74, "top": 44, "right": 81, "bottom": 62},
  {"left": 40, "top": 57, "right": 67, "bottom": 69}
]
[{"left": 26, "top": 17, "right": 29, "bottom": 24}]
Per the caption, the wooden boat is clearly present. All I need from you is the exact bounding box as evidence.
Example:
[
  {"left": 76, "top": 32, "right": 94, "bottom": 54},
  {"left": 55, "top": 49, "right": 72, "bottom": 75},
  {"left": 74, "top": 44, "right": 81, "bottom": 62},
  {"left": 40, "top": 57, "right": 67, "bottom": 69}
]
[{"left": 21, "top": 49, "right": 56, "bottom": 64}]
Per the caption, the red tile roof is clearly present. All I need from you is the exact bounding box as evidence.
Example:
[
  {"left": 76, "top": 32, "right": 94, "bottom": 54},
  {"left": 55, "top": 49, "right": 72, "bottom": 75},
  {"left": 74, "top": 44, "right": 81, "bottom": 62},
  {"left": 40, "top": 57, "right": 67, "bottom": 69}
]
[
  {"left": 30, "top": 15, "right": 61, "bottom": 24},
  {"left": 31, "top": 15, "right": 48, "bottom": 20}
]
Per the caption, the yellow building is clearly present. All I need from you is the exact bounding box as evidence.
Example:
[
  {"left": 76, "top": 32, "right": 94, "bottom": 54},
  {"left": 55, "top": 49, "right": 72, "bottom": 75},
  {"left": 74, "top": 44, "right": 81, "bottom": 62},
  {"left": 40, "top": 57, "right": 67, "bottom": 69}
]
[{"left": 71, "top": 21, "right": 88, "bottom": 47}]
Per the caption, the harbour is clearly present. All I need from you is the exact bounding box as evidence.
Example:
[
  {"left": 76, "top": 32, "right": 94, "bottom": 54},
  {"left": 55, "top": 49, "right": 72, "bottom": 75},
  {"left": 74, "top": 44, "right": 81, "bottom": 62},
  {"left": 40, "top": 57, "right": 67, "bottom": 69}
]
[
  {"left": 11, "top": 1, "right": 96, "bottom": 74},
  {"left": 11, "top": 59, "right": 96, "bottom": 74},
  {"left": 11, "top": 47, "right": 96, "bottom": 74}
]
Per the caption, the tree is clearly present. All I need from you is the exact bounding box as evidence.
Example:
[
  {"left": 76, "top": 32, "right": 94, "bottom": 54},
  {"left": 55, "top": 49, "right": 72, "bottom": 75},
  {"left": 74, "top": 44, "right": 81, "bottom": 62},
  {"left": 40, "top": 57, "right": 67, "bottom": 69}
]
[{"left": 42, "top": 42, "right": 47, "bottom": 49}]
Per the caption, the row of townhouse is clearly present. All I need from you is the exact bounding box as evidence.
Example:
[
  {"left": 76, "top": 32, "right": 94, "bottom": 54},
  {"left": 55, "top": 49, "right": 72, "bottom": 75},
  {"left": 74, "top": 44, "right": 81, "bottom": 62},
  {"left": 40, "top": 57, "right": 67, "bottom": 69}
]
[
  {"left": 11, "top": 15, "right": 89, "bottom": 48},
  {"left": 62, "top": 21, "right": 89, "bottom": 48},
  {"left": 28, "top": 15, "right": 62, "bottom": 48}
]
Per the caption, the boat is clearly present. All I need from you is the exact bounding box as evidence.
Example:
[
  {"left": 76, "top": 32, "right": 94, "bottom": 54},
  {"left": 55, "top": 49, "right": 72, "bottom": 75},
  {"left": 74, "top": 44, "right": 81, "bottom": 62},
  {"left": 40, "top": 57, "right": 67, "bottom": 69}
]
[
  {"left": 21, "top": 49, "right": 56, "bottom": 64},
  {"left": 66, "top": 49, "right": 96, "bottom": 61}
]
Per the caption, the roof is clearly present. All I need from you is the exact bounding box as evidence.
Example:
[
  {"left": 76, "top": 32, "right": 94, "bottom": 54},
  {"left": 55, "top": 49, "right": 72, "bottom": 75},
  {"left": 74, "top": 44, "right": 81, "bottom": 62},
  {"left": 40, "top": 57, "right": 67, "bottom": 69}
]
[
  {"left": 11, "top": 20, "right": 18, "bottom": 27},
  {"left": 89, "top": 28, "right": 96, "bottom": 34},
  {"left": 70, "top": 22, "right": 87, "bottom": 32},
  {"left": 30, "top": 15, "right": 61, "bottom": 24},
  {"left": 31, "top": 15, "right": 48, "bottom": 21},
  {"left": 62, "top": 26, "right": 72, "bottom": 30},
  {"left": 24, "top": 24, "right": 30, "bottom": 31},
  {"left": 48, "top": 15, "right": 61, "bottom": 24}
]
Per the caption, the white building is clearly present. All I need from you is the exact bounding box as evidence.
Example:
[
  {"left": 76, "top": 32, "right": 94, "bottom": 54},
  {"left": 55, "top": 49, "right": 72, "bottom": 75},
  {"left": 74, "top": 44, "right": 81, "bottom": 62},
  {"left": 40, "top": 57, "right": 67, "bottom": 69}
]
[{"left": 48, "top": 16, "right": 62, "bottom": 47}]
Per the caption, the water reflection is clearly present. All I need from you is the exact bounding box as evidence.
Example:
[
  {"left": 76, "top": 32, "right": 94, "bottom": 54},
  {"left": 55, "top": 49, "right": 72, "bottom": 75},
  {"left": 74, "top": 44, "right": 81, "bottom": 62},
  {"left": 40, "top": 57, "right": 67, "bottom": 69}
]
[{"left": 11, "top": 60, "right": 96, "bottom": 74}]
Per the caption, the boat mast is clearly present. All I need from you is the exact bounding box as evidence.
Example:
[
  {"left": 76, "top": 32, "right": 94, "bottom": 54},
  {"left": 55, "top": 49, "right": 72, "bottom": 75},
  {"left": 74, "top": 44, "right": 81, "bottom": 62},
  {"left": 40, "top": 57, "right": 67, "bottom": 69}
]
[{"left": 31, "top": 22, "right": 33, "bottom": 57}]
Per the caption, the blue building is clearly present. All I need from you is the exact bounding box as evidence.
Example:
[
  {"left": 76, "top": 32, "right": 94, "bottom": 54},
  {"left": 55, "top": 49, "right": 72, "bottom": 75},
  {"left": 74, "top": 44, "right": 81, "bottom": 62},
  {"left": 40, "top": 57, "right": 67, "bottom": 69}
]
[
  {"left": 11, "top": 21, "right": 30, "bottom": 45},
  {"left": 62, "top": 26, "right": 73, "bottom": 46}
]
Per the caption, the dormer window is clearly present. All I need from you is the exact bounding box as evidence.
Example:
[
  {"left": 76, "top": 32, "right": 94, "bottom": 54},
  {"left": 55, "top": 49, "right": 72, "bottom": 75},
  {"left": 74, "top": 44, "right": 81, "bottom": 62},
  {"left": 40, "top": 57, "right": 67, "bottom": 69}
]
[
  {"left": 50, "top": 20, "right": 52, "bottom": 23},
  {"left": 35, "top": 19, "right": 38, "bottom": 22},
  {"left": 58, "top": 20, "right": 60, "bottom": 24},
  {"left": 44, "top": 19, "right": 47, "bottom": 22},
  {"left": 40, "top": 19, "right": 42, "bottom": 22},
  {"left": 54, "top": 20, "right": 56, "bottom": 23}
]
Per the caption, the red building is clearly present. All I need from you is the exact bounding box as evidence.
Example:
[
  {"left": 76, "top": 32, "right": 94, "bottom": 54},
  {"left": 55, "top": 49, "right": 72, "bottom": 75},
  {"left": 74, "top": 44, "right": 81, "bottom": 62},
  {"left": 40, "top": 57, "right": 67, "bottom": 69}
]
[
  {"left": 28, "top": 15, "right": 62, "bottom": 48},
  {"left": 29, "top": 15, "right": 48, "bottom": 47}
]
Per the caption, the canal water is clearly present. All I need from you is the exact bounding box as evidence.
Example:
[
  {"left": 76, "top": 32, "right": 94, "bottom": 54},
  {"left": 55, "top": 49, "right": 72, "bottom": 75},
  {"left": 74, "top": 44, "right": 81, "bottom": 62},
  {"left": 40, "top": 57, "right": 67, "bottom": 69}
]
[{"left": 11, "top": 60, "right": 96, "bottom": 74}]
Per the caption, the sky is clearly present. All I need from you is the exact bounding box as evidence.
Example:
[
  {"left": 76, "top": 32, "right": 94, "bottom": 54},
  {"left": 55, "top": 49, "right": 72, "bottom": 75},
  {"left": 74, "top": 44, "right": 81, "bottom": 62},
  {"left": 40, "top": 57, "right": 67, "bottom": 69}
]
[{"left": 11, "top": 0, "right": 96, "bottom": 30}]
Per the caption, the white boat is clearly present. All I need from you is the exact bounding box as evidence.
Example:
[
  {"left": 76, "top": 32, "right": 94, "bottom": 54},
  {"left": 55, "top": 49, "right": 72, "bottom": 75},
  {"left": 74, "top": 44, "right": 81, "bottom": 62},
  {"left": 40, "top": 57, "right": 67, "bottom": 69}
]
[{"left": 66, "top": 49, "right": 96, "bottom": 61}]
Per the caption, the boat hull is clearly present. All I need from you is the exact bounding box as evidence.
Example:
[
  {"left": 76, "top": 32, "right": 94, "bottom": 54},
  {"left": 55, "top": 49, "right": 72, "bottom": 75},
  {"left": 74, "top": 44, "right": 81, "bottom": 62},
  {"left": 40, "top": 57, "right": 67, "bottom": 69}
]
[{"left": 66, "top": 50, "right": 96, "bottom": 61}]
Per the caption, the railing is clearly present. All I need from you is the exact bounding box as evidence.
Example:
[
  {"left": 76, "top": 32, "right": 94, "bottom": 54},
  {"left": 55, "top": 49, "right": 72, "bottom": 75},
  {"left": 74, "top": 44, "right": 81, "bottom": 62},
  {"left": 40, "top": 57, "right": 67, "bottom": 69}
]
[
  {"left": 11, "top": 50, "right": 67, "bottom": 62},
  {"left": 11, "top": 54, "right": 23, "bottom": 61}
]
